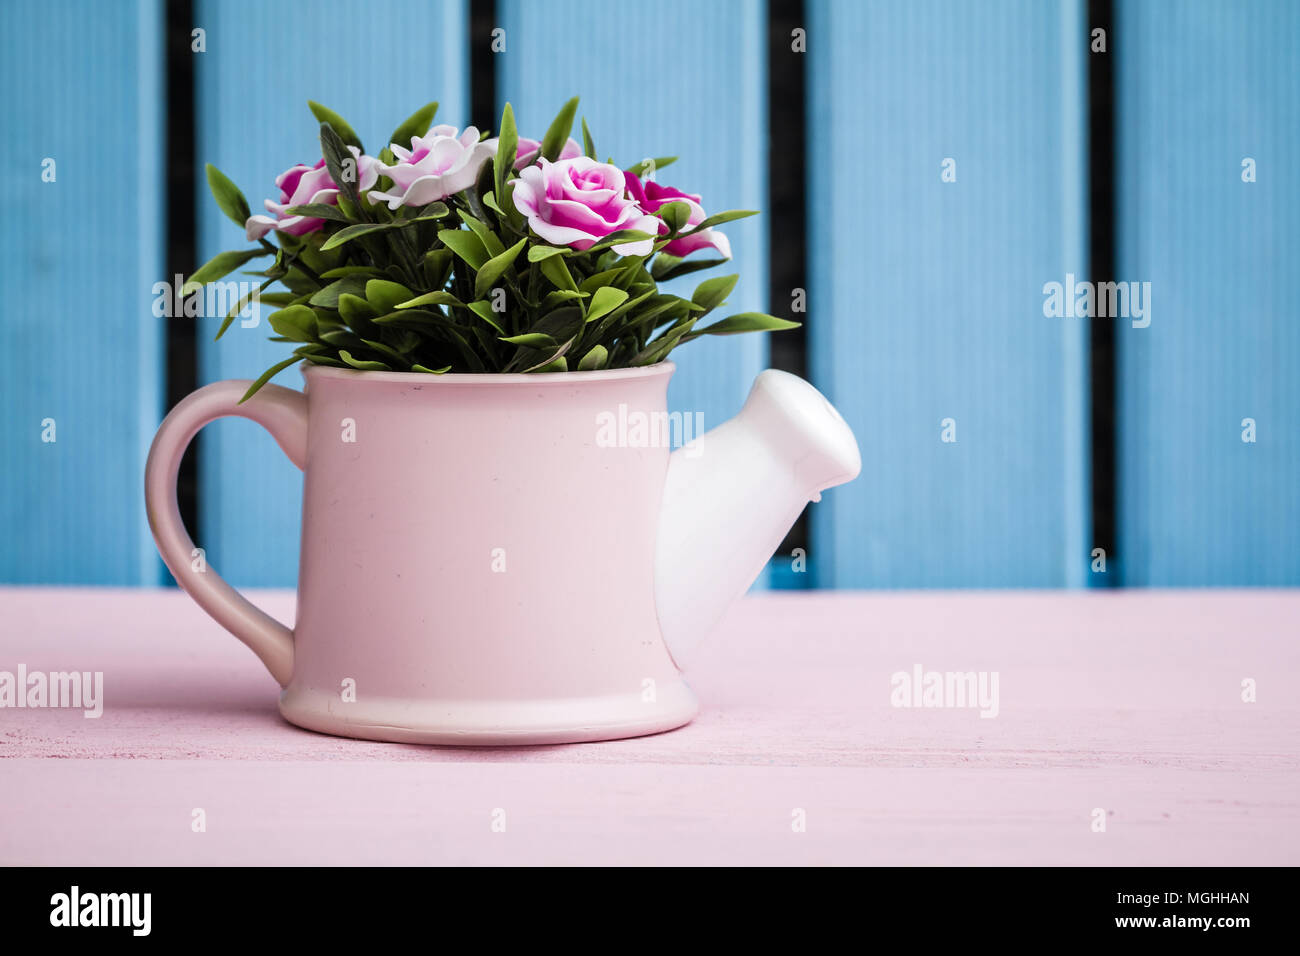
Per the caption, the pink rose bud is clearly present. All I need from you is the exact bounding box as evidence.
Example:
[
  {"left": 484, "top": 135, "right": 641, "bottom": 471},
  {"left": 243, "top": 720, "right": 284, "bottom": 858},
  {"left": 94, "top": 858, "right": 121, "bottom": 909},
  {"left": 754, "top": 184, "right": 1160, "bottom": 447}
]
[
  {"left": 368, "top": 125, "right": 496, "bottom": 209},
  {"left": 512, "top": 157, "right": 661, "bottom": 256},
  {"left": 245, "top": 150, "right": 378, "bottom": 242},
  {"left": 624, "top": 173, "right": 732, "bottom": 259}
]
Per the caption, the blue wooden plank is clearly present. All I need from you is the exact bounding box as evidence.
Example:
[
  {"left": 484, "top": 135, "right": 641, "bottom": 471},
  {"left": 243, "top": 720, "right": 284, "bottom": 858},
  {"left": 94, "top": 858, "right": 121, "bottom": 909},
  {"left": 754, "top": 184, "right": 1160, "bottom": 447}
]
[
  {"left": 194, "top": 0, "right": 469, "bottom": 586},
  {"left": 0, "top": 0, "right": 164, "bottom": 585},
  {"left": 807, "top": 0, "right": 1091, "bottom": 588},
  {"left": 497, "top": 0, "right": 769, "bottom": 447},
  {"left": 1115, "top": 0, "right": 1300, "bottom": 585}
]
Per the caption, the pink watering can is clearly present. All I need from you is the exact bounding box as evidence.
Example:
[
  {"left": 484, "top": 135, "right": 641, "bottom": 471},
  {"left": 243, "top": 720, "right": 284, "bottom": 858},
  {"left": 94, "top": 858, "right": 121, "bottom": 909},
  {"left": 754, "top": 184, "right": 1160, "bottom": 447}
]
[{"left": 145, "top": 362, "right": 860, "bottom": 744}]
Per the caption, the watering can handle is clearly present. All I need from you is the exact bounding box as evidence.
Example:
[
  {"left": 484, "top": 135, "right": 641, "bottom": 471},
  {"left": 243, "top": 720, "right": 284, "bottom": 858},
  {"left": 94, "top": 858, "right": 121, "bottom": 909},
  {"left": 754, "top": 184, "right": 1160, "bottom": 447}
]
[{"left": 144, "top": 380, "right": 307, "bottom": 687}]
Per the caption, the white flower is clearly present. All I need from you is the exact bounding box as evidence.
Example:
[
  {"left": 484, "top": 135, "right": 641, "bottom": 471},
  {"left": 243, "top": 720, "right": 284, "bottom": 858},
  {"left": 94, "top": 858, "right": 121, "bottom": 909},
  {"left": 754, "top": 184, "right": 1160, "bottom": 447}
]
[{"left": 367, "top": 125, "right": 495, "bottom": 209}]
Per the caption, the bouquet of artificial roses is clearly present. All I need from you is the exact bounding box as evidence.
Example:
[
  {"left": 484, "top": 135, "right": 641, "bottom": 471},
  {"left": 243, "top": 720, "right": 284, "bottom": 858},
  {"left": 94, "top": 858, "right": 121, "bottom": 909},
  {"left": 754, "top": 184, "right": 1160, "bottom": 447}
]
[{"left": 188, "top": 97, "right": 797, "bottom": 400}]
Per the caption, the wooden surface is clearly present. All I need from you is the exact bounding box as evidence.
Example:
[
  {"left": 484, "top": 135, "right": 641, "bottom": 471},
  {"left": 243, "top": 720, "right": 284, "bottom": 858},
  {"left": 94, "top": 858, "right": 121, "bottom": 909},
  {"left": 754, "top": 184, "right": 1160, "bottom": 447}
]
[{"left": 1, "top": 588, "right": 1297, "bottom": 865}]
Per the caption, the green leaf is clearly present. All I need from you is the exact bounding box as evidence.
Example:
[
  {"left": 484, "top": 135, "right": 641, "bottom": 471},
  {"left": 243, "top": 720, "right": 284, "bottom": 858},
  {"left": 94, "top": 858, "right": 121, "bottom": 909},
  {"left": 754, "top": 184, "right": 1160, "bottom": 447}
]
[
  {"left": 539, "top": 253, "right": 578, "bottom": 291},
  {"left": 691, "top": 209, "right": 758, "bottom": 231},
  {"left": 684, "top": 312, "right": 801, "bottom": 339},
  {"left": 501, "top": 180, "right": 522, "bottom": 226},
  {"left": 581, "top": 117, "right": 596, "bottom": 160},
  {"left": 457, "top": 209, "right": 506, "bottom": 258},
  {"left": 365, "top": 279, "right": 415, "bottom": 315},
  {"left": 337, "top": 293, "right": 378, "bottom": 326},
  {"left": 205, "top": 164, "right": 251, "bottom": 227},
  {"left": 658, "top": 201, "right": 692, "bottom": 233},
  {"left": 278, "top": 269, "right": 319, "bottom": 295},
  {"left": 500, "top": 332, "right": 558, "bottom": 348},
  {"left": 308, "top": 101, "right": 363, "bottom": 150},
  {"left": 184, "top": 248, "right": 269, "bottom": 292},
  {"left": 625, "top": 156, "right": 678, "bottom": 178},
  {"left": 320, "top": 329, "right": 364, "bottom": 348},
  {"left": 404, "top": 201, "right": 449, "bottom": 221},
  {"left": 530, "top": 357, "right": 568, "bottom": 373},
  {"left": 527, "top": 245, "right": 572, "bottom": 263},
  {"left": 283, "top": 203, "right": 351, "bottom": 223},
  {"left": 398, "top": 290, "right": 464, "bottom": 310},
  {"left": 579, "top": 268, "right": 627, "bottom": 294},
  {"left": 691, "top": 274, "right": 740, "bottom": 312},
  {"left": 541, "top": 289, "right": 588, "bottom": 309},
  {"left": 320, "top": 265, "right": 384, "bottom": 279},
  {"left": 423, "top": 247, "right": 454, "bottom": 288},
  {"left": 504, "top": 307, "right": 584, "bottom": 372},
  {"left": 474, "top": 237, "right": 527, "bottom": 300},
  {"left": 468, "top": 300, "right": 506, "bottom": 334},
  {"left": 539, "top": 96, "right": 579, "bottom": 162},
  {"left": 370, "top": 308, "right": 454, "bottom": 329},
  {"left": 214, "top": 277, "right": 275, "bottom": 340},
  {"left": 651, "top": 254, "right": 729, "bottom": 283},
  {"left": 495, "top": 102, "right": 517, "bottom": 213},
  {"left": 411, "top": 363, "right": 452, "bottom": 374},
  {"left": 584, "top": 230, "right": 658, "bottom": 254},
  {"left": 584, "top": 289, "right": 655, "bottom": 343},
  {"left": 536, "top": 307, "right": 585, "bottom": 340},
  {"left": 388, "top": 101, "right": 438, "bottom": 150},
  {"left": 308, "top": 276, "right": 368, "bottom": 308},
  {"left": 319, "top": 123, "right": 362, "bottom": 208},
  {"left": 584, "top": 286, "right": 628, "bottom": 324},
  {"left": 320, "top": 221, "right": 398, "bottom": 251},
  {"left": 620, "top": 293, "right": 689, "bottom": 333},
  {"left": 623, "top": 256, "right": 655, "bottom": 288},
  {"left": 633, "top": 318, "right": 699, "bottom": 366},
  {"left": 302, "top": 348, "right": 347, "bottom": 365},
  {"left": 302, "top": 353, "right": 347, "bottom": 369},
  {"left": 359, "top": 338, "right": 411, "bottom": 367},
  {"left": 267, "top": 305, "right": 318, "bottom": 342},
  {"left": 257, "top": 292, "right": 298, "bottom": 307},
  {"left": 438, "top": 228, "right": 490, "bottom": 270},
  {"left": 336, "top": 194, "right": 360, "bottom": 220},
  {"left": 576, "top": 344, "right": 607, "bottom": 371},
  {"left": 338, "top": 349, "right": 390, "bottom": 371},
  {"left": 239, "top": 356, "right": 302, "bottom": 404}
]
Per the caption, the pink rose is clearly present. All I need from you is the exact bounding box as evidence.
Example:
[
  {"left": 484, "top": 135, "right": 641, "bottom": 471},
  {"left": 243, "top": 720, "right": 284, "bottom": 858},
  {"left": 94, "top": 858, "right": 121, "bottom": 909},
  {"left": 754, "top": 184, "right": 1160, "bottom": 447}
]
[
  {"left": 368, "top": 125, "right": 495, "bottom": 209},
  {"left": 624, "top": 173, "right": 732, "bottom": 259},
  {"left": 512, "top": 157, "right": 660, "bottom": 256},
  {"left": 511, "top": 135, "right": 582, "bottom": 169},
  {"left": 245, "top": 150, "right": 378, "bottom": 241}
]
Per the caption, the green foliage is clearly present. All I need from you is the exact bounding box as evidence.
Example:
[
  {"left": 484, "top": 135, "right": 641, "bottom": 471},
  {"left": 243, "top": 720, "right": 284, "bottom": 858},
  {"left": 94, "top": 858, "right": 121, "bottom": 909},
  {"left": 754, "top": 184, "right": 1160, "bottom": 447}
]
[
  {"left": 205, "top": 164, "right": 251, "bottom": 227},
  {"left": 539, "top": 96, "right": 579, "bottom": 162},
  {"left": 387, "top": 101, "right": 439, "bottom": 150},
  {"left": 191, "top": 98, "right": 797, "bottom": 401},
  {"left": 308, "top": 101, "right": 363, "bottom": 150}
]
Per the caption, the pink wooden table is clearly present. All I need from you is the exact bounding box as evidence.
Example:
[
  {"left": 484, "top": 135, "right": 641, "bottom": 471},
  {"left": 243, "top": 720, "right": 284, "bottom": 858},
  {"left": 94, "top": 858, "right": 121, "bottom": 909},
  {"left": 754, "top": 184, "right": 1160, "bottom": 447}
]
[{"left": 1, "top": 587, "right": 1297, "bottom": 866}]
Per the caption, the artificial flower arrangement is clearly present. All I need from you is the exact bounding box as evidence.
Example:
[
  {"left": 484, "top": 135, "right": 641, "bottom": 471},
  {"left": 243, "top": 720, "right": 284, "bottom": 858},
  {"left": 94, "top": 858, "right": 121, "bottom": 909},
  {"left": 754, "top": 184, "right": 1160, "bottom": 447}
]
[{"left": 187, "top": 97, "right": 797, "bottom": 400}]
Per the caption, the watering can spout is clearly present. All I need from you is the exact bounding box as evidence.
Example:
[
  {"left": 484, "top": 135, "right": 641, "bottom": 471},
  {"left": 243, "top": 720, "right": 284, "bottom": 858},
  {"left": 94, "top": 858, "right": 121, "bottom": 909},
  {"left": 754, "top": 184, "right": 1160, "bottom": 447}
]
[{"left": 654, "top": 369, "right": 861, "bottom": 665}]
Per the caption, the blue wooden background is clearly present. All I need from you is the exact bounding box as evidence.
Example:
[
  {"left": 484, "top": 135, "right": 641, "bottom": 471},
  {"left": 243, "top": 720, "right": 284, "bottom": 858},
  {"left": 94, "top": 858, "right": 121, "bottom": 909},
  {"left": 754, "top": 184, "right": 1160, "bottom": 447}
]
[
  {"left": 1, "top": 0, "right": 164, "bottom": 585},
  {"left": 807, "top": 0, "right": 1091, "bottom": 588},
  {"left": 1, "top": 0, "right": 1295, "bottom": 589},
  {"left": 1115, "top": 0, "right": 1300, "bottom": 585}
]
